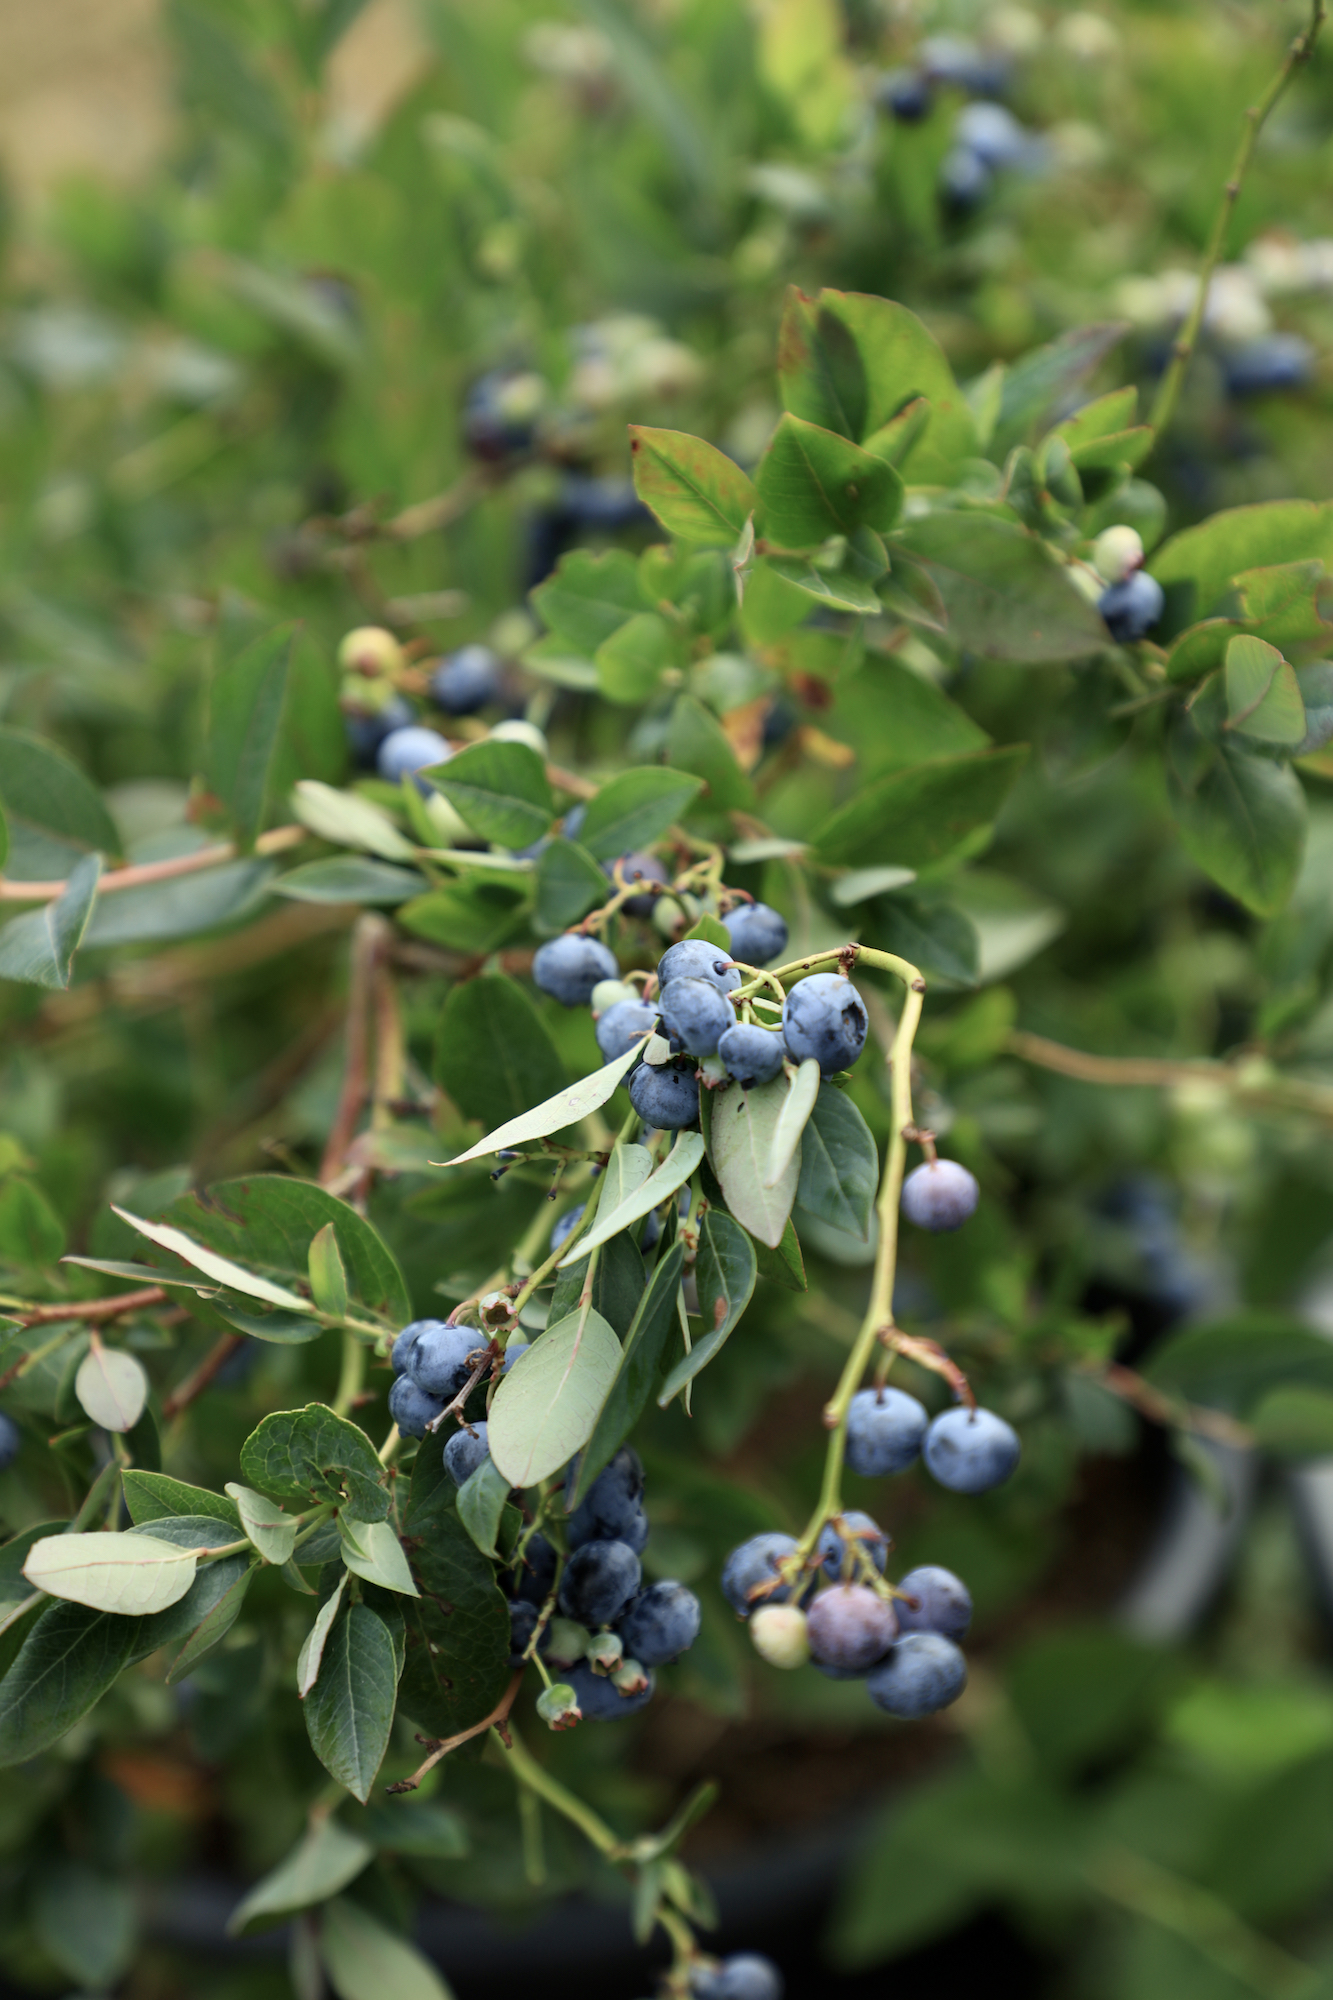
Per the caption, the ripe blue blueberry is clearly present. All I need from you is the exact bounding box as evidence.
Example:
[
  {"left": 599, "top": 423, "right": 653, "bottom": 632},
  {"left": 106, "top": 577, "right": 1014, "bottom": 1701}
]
[
  {"left": 641, "top": 1188, "right": 691, "bottom": 1253},
  {"left": 723, "top": 903, "right": 788, "bottom": 967},
  {"left": 923, "top": 1406, "right": 1021, "bottom": 1494},
  {"left": 564, "top": 1658, "right": 656, "bottom": 1720},
  {"left": 462, "top": 367, "right": 542, "bottom": 460},
  {"left": 1223, "top": 334, "right": 1315, "bottom": 398},
  {"left": 430, "top": 643, "right": 501, "bottom": 715},
  {"left": 780, "top": 973, "right": 868, "bottom": 1076},
  {"left": 876, "top": 67, "right": 933, "bottom": 121},
  {"left": 502, "top": 1338, "right": 530, "bottom": 1371},
  {"left": 629, "top": 1061, "right": 700, "bottom": 1131},
  {"left": 550, "top": 1205, "right": 585, "bottom": 1254},
  {"left": 508, "top": 1599, "right": 539, "bottom": 1664},
  {"left": 817, "top": 1510, "right": 889, "bottom": 1580},
  {"left": 566, "top": 1447, "right": 649, "bottom": 1554},
  {"left": 939, "top": 146, "right": 992, "bottom": 216},
  {"left": 955, "top": 101, "right": 1030, "bottom": 169},
  {"left": 721, "top": 1533, "right": 806, "bottom": 1618},
  {"left": 845, "top": 1387, "right": 929, "bottom": 1476},
  {"left": 605, "top": 850, "right": 669, "bottom": 917},
  {"left": 867, "top": 1631, "right": 968, "bottom": 1718},
  {"left": 443, "top": 1423, "right": 491, "bottom": 1487},
  {"left": 717, "top": 1023, "right": 786, "bottom": 1089},
  {"left": 408, "top": 1321, "right": 481, "bottom": 1401},
  {"left": 376, "top": 725, "right": 452, "bottom": 793},
  {"left": 345, "top": 694, "right": 413, "bottom": 770},
  {"left": 559, "top": 1540, "right": 642, "bottom": 1628},
  {"left": 660, "top": 976, "right": 734, "bottom": 1058},
  {"left": 0, "top": 1411, "right": 21, "bottom": 1473},
  {"left": 532, "top": 933, "right": 619, "bottom": 1006},
  {"left": 1098, "top": 569, "right": 1165, "bottom": 644},
  {"left": 617, "top": 1581, "right": 701, "bottom": 1665},
  {"left": 807, "top": 1583, "right": 897, "bottom": 1674},
  {"left": 901, "top": 1159, "right": 980, "bottom": 1233},
  {"left": 692, "top": 1953, "right": 785, "bottom": 2000},
  {"left": 509, "top": 1532, "right": 557, "bottom": 1606},
  {"left": 656, "top": 939, "right": 741, "bottom": 996},
  {"left": 388, "top": 1374, "right": 444, "bottom": 1439},
  {"left": 596, "top": 998, "right": 659, "bottom": 1063},
  {"left": 921, "top": 33, "right": 1010, "bottom": 92},
  {"left": 390, "top": 1324, "right": 423, "bottom": 1376},
  {"left": 895, "top": 1565, "right": 972, "bottom": 1642}
]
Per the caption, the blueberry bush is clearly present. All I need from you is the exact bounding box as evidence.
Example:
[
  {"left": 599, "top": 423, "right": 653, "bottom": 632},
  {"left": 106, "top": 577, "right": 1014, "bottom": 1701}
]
[{"left": 1, "top": 2, "right": 1333, "bottom": 1997}]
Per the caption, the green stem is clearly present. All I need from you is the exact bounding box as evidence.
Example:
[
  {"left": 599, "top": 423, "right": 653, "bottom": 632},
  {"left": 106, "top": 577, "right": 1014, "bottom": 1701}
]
[
  {"left": 332, "top": 1328, "right": 365, "bottom": 1418},
  {"left": 796, "top": 968, "right": 925, "bottom": 1556},
  {"left": 498, "top": 1725, "right": 624, "bottom": 1858},
  {"left": 1149, "top": 0, "right": 1327, "bottom": 437}
]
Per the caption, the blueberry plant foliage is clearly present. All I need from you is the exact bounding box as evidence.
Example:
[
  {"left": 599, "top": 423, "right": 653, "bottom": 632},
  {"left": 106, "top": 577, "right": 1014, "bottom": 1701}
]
[{"left": 1, "top": 1, "right": 1333, "bottom": 1997}]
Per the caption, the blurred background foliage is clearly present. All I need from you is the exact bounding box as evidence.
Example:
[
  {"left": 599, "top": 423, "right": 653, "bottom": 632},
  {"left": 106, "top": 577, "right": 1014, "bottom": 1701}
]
[{"left": 2, "top": 1, "right": 1333, "bottom": 1997}]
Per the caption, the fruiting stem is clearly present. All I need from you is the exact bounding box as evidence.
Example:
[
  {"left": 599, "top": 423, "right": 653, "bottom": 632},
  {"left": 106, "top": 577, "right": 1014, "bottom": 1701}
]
[
  {"left": 797, "top": 968, "right": 924, "bottom": 1554},
  {"left": 497, "top": 1725, "right": 624, "bottom": 1858},
  {"left": 1149, "top": 0, "right": 1327, "bottom": 437},
  {"left": 332, "top": 1329, "right": 365, "bottom": 1418}
]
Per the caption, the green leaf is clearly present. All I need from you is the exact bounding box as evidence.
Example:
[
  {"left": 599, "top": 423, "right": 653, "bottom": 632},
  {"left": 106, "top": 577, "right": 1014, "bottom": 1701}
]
[
  {"left": 753, "top": 1215, "right": 807, "bottom": 1290},
  {"left": 320, "top": 1896, "right": 455, "bottom": 2000},
  {"left": 990, "top": 323, "right": 1127, "bottom": 456},
  {"left": 659, "top": 1212, "right": 756, "bottom": 1405},
  {"left": 712, "top": 1077, "right": 801, "bottom": 1248},
  {"left": 83, "top": 856, "right": 273, "bottom": 947},
  {"left": 893, "top": 516, "right": 1106, "bottom": 663},
  {"left": 0, "top": 728, "right": 119, "bottom": 879},
  {"left": 113, "top": 1204, "right": 310, "bottom": 1309},
  {"left": 32, "top": 1862, "right": 136, "bottom": 1988},
  {"left": 1151, "top": 500, "right": 1333, "bottom": 628},
  {"left": 308, "top": 1222, "right": 350, "bottom": 1321},
  {"left": 868, "top": 894, "right": 979, "bottom": 989},
  {"left": 431, "top": 740, "right": 553, "bottom": 848},
  {"left": 1224, "top": 635, "right": 1306, "bottom": 746},
  {"left": 561, "top": 1132, "right": 705, "bottom": 1264},
  {"left": 455, "top": 1455, "right": 513, "bottom": 1559},
  {"left": 398, "top": 1447, "right": 510, "bottom": 1739},
  {"left": 159, "top": 1176, "right": 410, "bottom": 1326},
  {"left": 0, "top": 1601, "right": 140, "bottom": 1765},
  {"left": 1051, "top": 386, "right": 1138, "bottom": 454},
  {"left": 755, "top": 414, "right": 903, "bottom": 548},
  {"left": 667, "top": 696, "right": 756, "bottom": 815},
  {"left": 573, "top": 1242, "right": 687, "bottom": 1499},
  {"left": 433, "top": 974, "right": 566, "bottom": 1132},
  {"left": 824, "top": 652, "right": 989, "bottom": 781},
  {"left": 534, "top": 838, "right": 607, "bottom": 934},
  {"left": 760, "top": 556, "right": 882, "bottom": 616},
  {"left": 74, "top": 1345, "right": 148, "bottom": 1432},
  {"left": 213, "top": 1305, "right": 325, "bottom": 1344},
  {"left": 122, "top": 1471, "right": 242, "bottom": 1530},
  {"left": 0, "top": 1176, "right": 67, "bottom": 1264},
  {"left": 297, "top": 1573, "right": 349, "bottom": 1696},
  {"left": 813, "top": 747, "right": 1028, "bottom": 868},
  {"left": 206, "top": 624, "right": 295, "bottom": 848},
  {"left": 548, "top": 1230, "right": 647, "bottom": 1342},
  {"left": 765, "top": 1059, "right": 820, "bottom": 1189},
  {"left": 0, "top": 853, "right": 102, "bottom": 989},
  {"left": 595, "top": 611, "right": 679, "bottom": 705},
  {"left": 241, "top": 1404, "right": 389, "bottom": 1521},
  {"left": 488, "top": 1305, "right": 622, "bottom": 1487},
  {"left": 399, "top": 877, "right": 531, "bottom": 955},
  {"left": 225, "top": 1482, "right": 298, "bottom": 1565},
  {"left": 165, "top": 1558, "right": 255, "bottom": 1682},
  {"left": 304, "top": 1602, "right": 400, "bottom": 1803},
  {"left": 1146, "top": 1314, "right": 1333, "bottom": 1412},
  {"left": 23, "top": 1531, "right": 215, "bottom": 1615},
  {"left": 350, "top": 1798, "right": 468, "bottom": 1858},
  {"left": 274, "top": 858, "right": 429, "bottom": 904},
  {"left": 1166, "top": 715, "right": 1307, "bottom": 917},
  {"left": 795, "top": 1084, "right": 879, "bottom": 1239},
  {"left": 778, "top": 288, "right": 977, "bottom": 481},
  {"left": 629, "top": 426, "right": 757, "bottom": 544},
  {"left": 531, "top": 548, "right": 648, "bottom": 653},
  {"left": 579, "top": 766, "right": 704, "bottom": 859},
  {"left": 445, "top": 1041, "right": 643, "bottom": 1165},
  {"left": 292, "top": 782, "right": 418, "bottom": 861},
  {"left": 339, "top": 1516, "right": 419, "bottom": 1595},
  {"left": 228, "top": 1817, "right": 373, "bottom": 1935}
]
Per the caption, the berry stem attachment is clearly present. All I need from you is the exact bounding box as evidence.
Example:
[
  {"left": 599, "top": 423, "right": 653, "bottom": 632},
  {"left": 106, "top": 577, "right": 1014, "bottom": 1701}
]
[{"left": 1149, "top": 0, "right": 1327, "bottom": 438}]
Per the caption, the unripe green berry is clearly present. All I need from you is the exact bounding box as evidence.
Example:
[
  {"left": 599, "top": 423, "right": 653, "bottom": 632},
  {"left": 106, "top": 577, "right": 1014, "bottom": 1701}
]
[
  {"left": 749, "top": 1603, "right": 810, "bottom": 1670},
  {"left": 338, "top": 625, "right": 403, "bottom": 677},
  {"left": 591, "top": 979, "right": 635, "bottom": 1015},
  {"left": 545, "top": 1617, "right": 591, "bottom": 1667},
  {"left": 536, "top": 1682, "right": 582, "bottom": 1729},
  {"left": 612, "top": 1655, "right": 650, "bottom": 1695},
  {"left": 490, "top": 718, "right": 548, "bottom": 757},
  {"left": 1093, "top": 525, "right": 1145, "bottom": 584},
  {"left": 588, "top": 1631, "right": 624, "bottom": 1675}
]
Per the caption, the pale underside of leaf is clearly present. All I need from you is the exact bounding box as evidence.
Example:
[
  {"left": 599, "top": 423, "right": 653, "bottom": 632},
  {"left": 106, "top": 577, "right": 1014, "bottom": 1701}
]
[
  {"left": 297, "top": 1571, "right": 349, "bottom": 1697},
  {"left": 112, "top": 1207, "right": 310, "bottom": 1310},
  {"left": 711, "top": 1077, "right": 801, "bottom": 1247},
  {"left": 442, "top": 1042, "right": 642, "bottom": 1165},
  {"left": 560, "top": 1131, "right": 705, "bottom": 1264},
  {"left": 487, "top": 1305, "right": 622, "bottom": 1487},
  {"left": 23, "top": 1533, "right": 217, "bottom": 1615},
  {"left": 764, "top": 1059, "right": 820, "bottom": 1187}
]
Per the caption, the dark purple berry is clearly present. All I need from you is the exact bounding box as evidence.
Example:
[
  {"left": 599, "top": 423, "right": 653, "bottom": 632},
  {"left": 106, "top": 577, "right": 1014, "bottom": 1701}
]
[
  {"left": 806, "top": 1583, "right": 897, "bottom": 1673},
  {"left": 617, "top": 1581, "right": 700, "bottom": 1664},
  {"left": 1098, "top": 570, "right": 1165, "bottom": 644},
  {"left": 558, "top": 1540, "right": 642, "bottom": 1627},
  {"left": 901, "top": 1159, "right": 980, "bottom": 1232}
]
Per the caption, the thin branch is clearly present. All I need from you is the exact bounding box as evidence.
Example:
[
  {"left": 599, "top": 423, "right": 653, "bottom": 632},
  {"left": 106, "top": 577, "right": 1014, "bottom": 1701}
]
[
  {"left": 160, "top": 1333, "right": 245, "bottom": 1420},
  {"left": 1008, "top": 1030, "right": 1333, "bottom": 1123},
  {"left": 13, "top": 1286, "right": 167, "bottom": 1328},
  {"left": 320, "top": 916, "right": 392, "bottom": 1186},
  {"left": 1098, "top": 1362, "right": 1252, "bottom": 1449},
  {"left": 1150, "top": 0, "right": 1328, "bottom": 435},
  {"left": 0, "top": 824, "right": 304, "bottom": 905},
  {"left": 386, "top": 1670, "right": 524, "bottom": 1793}
]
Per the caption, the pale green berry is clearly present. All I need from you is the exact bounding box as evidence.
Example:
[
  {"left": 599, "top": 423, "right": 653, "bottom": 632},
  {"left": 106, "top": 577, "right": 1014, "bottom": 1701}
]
[
  {"left": 591, "top": 979, "right": 635, "bottom": 1016},
  {"left": 1093, "top": 525, "right": 1144, "bottom": 584},
  {"left": 749, "top": 1603, "right": 810, "bottom": 1670},
  {"left": 338, "top": 625, "right": 403, "bottom": 676}
]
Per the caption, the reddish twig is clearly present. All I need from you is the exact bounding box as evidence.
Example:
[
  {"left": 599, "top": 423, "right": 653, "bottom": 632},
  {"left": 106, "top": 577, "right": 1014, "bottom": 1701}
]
[
  {"left": 871, "top": 1329, "right": 975, "bottom": 1409},
  {"left": 161, "top": 1333, "right": 246, "bottom": 1420},
  {"left": 1098, "top": 1362, "right": 1251, "bottom": 1447},
  {"left": 0, "top": 824, "right": 304, "bottom": 905},
  {"left": 385, "top": 1670, "right": 525, "bottom": 1793},
  {"left": 15, "top": 1286, "right": 166, "bottom": 1327},
  {"left": 320, "top": 916, "right": 391, "bottom": 1187}
]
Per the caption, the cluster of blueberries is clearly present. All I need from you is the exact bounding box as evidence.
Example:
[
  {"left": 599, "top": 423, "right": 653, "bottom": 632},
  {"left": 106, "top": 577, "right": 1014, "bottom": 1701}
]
[
  {"left": 686, "top": 1954, "right": 783, "bottom": 2000},
  {"left": 1090, "top": 524, "right": 1165, "bottom": 647},
  {"left": 497, "top": 1448, "right": 701, "bottom": 1725},
  {"left": 387, "top": 1315, "right": 497, "bottom": 1439},
  {"left": 532, "top": 895, "right": 873, "bottom": 1131},
  {"left": 343, "top": 630, "right": 509, "bottom": 781},
  {"left": 875, "top": 39, "right": 1043, "bottom": 218},
  {"left": 721, "top": 1384, "right": 1019, "bottom": 1719}
]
